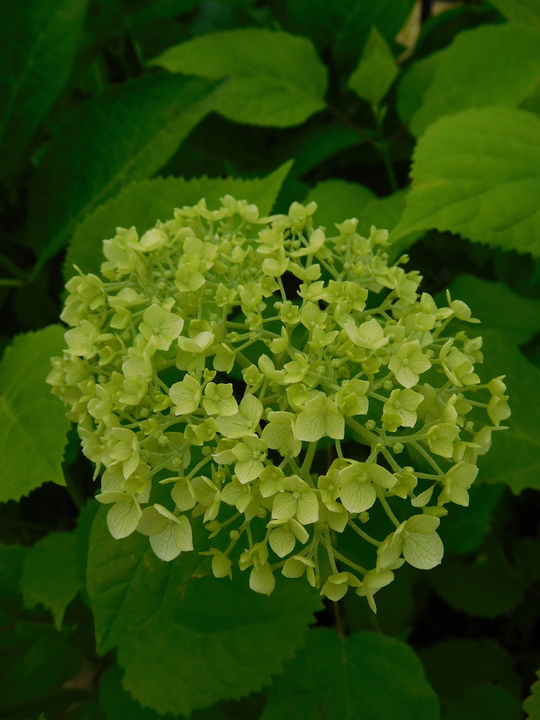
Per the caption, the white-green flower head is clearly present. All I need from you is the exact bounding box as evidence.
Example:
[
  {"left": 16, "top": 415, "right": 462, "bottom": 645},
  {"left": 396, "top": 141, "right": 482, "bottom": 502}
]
[{"left": 48, "top": 195, "right": 508, "bottom": 609}]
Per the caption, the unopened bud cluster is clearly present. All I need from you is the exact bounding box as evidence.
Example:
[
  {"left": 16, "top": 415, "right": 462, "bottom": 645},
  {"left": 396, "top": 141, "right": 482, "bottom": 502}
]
[{"left": 49, "top": 196, "right": 509, "bottom": 610}]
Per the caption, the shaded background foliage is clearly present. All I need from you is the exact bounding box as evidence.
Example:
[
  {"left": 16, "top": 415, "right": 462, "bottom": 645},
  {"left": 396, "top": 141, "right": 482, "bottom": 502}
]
[{"left": 1, "top": 0, "right": 540, "bottom": 718}]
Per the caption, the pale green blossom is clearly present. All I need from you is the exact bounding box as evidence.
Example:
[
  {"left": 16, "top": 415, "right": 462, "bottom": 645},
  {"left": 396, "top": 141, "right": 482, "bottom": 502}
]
[{"left": 49, "top": 195, "right": 507, "bottom": 606}]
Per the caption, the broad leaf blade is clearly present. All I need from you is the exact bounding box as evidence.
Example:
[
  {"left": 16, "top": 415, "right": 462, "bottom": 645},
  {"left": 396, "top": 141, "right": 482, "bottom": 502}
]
[
  {"left": 304, "top": 179, "right": 375, "bottom": 231},
  {"left": 419, "top": 638, "right": 522, "bottom": 720},
  {"left": 430, "top": 540, "right": 526, "bottom": 617},
  {"left": 0, "top": 0, "right": 90, "bottom": 177},
  {"left": 28, "top": 74, "right": 219, "bottom": 263},
  {"left": 438, "top": 484, "right": 504, "bottom": 555},
  {"left": 0, "top": 326, "right": 70, "bottom": 502},
  {"left": 278, "top": 0, "right": 415, "bottom": 72},
  {"left": 489, "top": 0, "right": 540, "bottom": 24},
  {"left": 151, "top": 29, "right": 328, "bottom": 127},
  {"left": 99, "top": 664, "right": 228, "bottom": 720},
  {"left": 304, "top": 180, "right": 421, "bottom": 256},
  {"left": 401, "top": 24, "right": 540, "bottom": 137},
  {"left": 117, "top": 575, "right": 321, "bottom": 715},
  {"left": 446, "top": 274, "right": 540, "bottom": 345},
  {"left": 0, "top": 627, "right": 82, "bottom": 716},
  {"left": 261, "top": 628, "right": 440, "bottom": 720},
  {"left": 348, "top": 26, "right": 398, "bottom": 106},
  {"left": 64, "top": 161, "right": 293, "bottom": 279},
  {"left": 88, "top": 509, "right": 321, "bottom": 715},
  {"left": 0, "top": 544, "right": 27, "bottom": 624},
  {"left": 87, "top": 508, "right": 181, "bottom": 654},
  {"left": 476, "top": 329, "right": 540, "bottom": 494},
  {"left": 524, "top": 670, "right": 540, "bottom": 720},
  {"left": 20, "top": 531, "right": 83, "bottom": 630},
  {"left": 394, "top": 106, "right": 540, "bottom": 256}
]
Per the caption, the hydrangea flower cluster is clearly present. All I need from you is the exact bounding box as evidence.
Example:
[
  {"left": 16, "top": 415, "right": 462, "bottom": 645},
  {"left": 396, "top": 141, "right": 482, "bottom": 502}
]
[{"left": 48, "top": 196, "right": 509, "bottom": 610}]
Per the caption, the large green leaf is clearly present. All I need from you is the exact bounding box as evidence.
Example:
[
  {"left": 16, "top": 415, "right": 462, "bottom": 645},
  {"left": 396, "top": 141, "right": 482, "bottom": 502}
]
[
  {"left": 261, "top": 627, "right": 440, "bottom": 720},
  {"left": 64, "top": 161, "right": 293, "bottom": 279},
  {"left": 476, "top": 329, "right": 540, "bottom": 494},
  {"left": 292, "top": 124, "right": 363, "bottom": 177},
  {"left": 304, "top": 180, "right": 421, "bottom": 257},
  {"left": 399, "top": 24, "right": 540, "bottom": 137},
  {"left": 117, "top": 575, "right": 320, "bottom": 715},
  {"left": 0, "top": 624, "right": 82, "bottom": 717},
  {"left": 20, "top": 531, "right": 82, "bottom": 630},
  {"left": 304, "top": 179, "right": 375, "bottom": 230},
  {"left": 0, "top": 326, "right": 70, "bottom": 503},
  {"left": 438, "top": 278, "right": 540, "bottom": 495},
  {"left": 278, "top": 0, "right": 415, "bottom": 71},
  {"left": 419, "top": 639, "right": 521, "bottom": 720},
  {"left": 150, "top": 29, "right": 328, "bottom": 127},
  {"left": 397, "top": 53, "right": 440, "bottom": 126},
  {"left": 430, "top": 540, "right": 526, "bottom": 617},
  {"left": 0, "top": 544, "right": 27, "bottom": 624},
  {"left": 419, "top": 638, "right": 519, "bottom": 701},
  {"left": 348, "top": 26, "right": 398, "bottom": 106},
  {"left": 87, "top": 508, "right": 184, "bottom": 654},
  {"left": 489, "top": 0, "right": 540, "bottom": 24},
  {"left": 446, "top": 684, "right": 522, "bottom": 720},
  {"left": 0, "top": 543, "right": 83, "bottom": 719},
  {"left": 88, "top": 509, "right": 321, "bottom": 715},
  {"left": 99, "top": 664, "right": 227, "bottom": 720},
  {"left": 524, "top": 670, "right": 540, "bottom": 720},
  {"left": 393, "top": 106, "right": 540, "bottom": 256},
  {"left": 28, "top": 74, "right": 219, "bottom": 263},
  {"left": 446, "top": 275, "right": 540, "bottom": 345},
  {"left": 0, "top": 0, "right": 89, "bottom": 177},
  {"left": 438, "top": 484, "right": 504, "bottom": 555}
]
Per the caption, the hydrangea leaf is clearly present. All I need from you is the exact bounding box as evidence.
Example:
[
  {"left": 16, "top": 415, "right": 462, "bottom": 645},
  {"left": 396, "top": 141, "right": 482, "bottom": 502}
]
[
  {"left": 116, "top": 570, "right": 321, "bottom": 715},
  {"left": 20, "top": 531, "right": 82, "bottom": 630},
  {"left": 86, "top": 507, "right": 195, "bottom": 654},
  {"left": 0, "top": 0, "right": 89, "bottom": 178},
  {"left": 476, "top": 330, "right": 540, "bottom": 494},
  {"left": 0, "top": 542, "right": 84, "bottom": 715},
  {"left": 304, "top": 181, "right": 421, "bottom": 257},
  {"left": 348, "top": 26, "right": 398, "bottom": 106},
  {"left": 303, "top": 180, "right": 375, "bottom": 231},
  {"left": 419, "top": 638, "right": 520, "bottom": 706},
  {"left": 419, "top": 638, "right": 522, "bottom": 719},
  {"left": 490, "top": 0, "right": 540, "bottom": 24},
  {"left": 89, "top": 507, "right": 321, "bottom": 713},
  {"left": 397, "top": 52, "right": 440, "bottom": 127},
  {"left": 393, "top": 106, "right": 540, "bottom": 257},
  {"left": 261, "top": 628, "right": 439, "bottom": 720},
  {"left": 292, "top": 125, "right": 363, "bottom": 177},
  {"left": 277, "top": 0, "right": 414, "bottom": 72},
  {"left": 0, "top": 544, "right": 27, "bottom": 624},
  {"left": 434, "top": 283, "right": 540, "bottom": 494},
  {"left": 524, "top": 670, "right": 540, "bottom": 720},
  {"left": 445, "top": 683, "right": 523, "bottom": 720},
  {"left": 430, "top": 540, "right": 526, "bottom": 617},
  {"left": 64, "top": 162, "right": 292, "bottom": 279},
  {"left": 29, "top": 74, "right": 220, "bottom": 263},
  {"left": 0, "top": 624, "right": 82, "bottom": 717},
  {"left": 151, "top": 29, "right": 328, "bottom": 127},
  {"left": 0, "top": 326, "right": 70, "bottom": 502},
  {"left": 399, "top": 24, "right": 540, "bottom": 137},
  {"left": 446, "top": 275, "right": 540, "bottom": 345},
  {"left": 438, "top": 483, "right": 504, "bottom": 555},
  {"left": 99, "top": 664, "right": 228, "bottom": 720}
]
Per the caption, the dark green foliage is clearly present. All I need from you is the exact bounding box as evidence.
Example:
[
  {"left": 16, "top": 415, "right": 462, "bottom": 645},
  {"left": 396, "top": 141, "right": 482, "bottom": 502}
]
[{"left": 1, "top": 1, "right": 540, "bottom": 717}]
